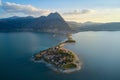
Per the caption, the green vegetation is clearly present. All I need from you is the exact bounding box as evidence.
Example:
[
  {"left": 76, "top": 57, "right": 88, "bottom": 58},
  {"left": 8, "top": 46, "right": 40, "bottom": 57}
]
[
  {"left": 34, "top": 54, "right": 42, "bottom": 60},
  {"left": 43, "top": 57, "right": 50, "bottom": 63},
  {"left": 62, "top": 63, "right": 77, "bottom": 69},
  {"left": 65, "top": 39, "right": 76, "bottom": 43}
]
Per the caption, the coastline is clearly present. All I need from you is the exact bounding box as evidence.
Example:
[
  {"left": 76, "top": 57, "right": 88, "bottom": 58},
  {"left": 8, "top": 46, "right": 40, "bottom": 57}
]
[{"left": 33, "top": 58, "right": 82, "bottom": 73}]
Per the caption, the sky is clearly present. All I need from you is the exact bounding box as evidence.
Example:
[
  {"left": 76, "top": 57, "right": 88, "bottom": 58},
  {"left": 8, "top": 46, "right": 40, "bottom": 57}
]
[{"left": 0, "top": 0, "right": 120, "bottom": 23}]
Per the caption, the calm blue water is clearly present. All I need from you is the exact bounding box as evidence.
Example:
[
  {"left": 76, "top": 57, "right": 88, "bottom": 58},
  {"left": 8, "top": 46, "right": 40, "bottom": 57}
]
[{"left": 0, "top": 32, "right": 120, "bottom": 80}]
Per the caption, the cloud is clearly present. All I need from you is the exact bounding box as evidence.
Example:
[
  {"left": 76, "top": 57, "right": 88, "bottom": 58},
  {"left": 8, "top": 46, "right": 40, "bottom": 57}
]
[
  {"left": 62, "top": 8, "right": 120, "bottom": 23},
  {"left": 63, "top": 9, "right": 94, "bottom": 15},
  {"left": 1, "top": 2, "right": 51, "bottom": 17},
  {"left": 80, "top": 9, "right": 92, "bottom": 14}
]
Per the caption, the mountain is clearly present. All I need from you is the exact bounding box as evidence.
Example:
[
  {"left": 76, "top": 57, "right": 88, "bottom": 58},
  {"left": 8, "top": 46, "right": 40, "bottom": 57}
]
[
  {"left": 67, "top": 21, "right": 82, "bottom": 31},
  {"left": 1, "top": 13, "right": 120, "bottom": 33},
  {"left": 0, "top": 16, "right": 35, "bottom": 32},
  {"left": 27, "top": 12, "right": 71, "bottom": 33},
  {"left": 68, "top": 21, "right": 120, "bottom": 32},
  {"left": 0, "top": 12, "right": 71, "bottom": 34}
]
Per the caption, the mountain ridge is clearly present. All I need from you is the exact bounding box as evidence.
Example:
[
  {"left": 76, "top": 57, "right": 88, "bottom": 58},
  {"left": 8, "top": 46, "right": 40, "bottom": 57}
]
[
  {"left": 0, "top": 12, "right": 71, "bottom": 34},
  {"left": 1, "top": 13, "right": 120, "bottom": 33},
  {"left": 67, "top": 21, "right": 120, "bottom": 32}
]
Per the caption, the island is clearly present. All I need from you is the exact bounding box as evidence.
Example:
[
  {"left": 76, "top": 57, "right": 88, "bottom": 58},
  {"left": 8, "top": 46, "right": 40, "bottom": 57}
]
[
  {"left": 64, "top": 34, "right": 76, "bottom": 43},
  {"left": 33, "top": 35, "right": 82, "bottom": 73}
]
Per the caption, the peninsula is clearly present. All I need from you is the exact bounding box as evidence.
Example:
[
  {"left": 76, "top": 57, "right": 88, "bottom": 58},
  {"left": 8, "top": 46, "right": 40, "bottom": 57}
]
[{"left": 33, "top": 36, "right": 82, "bottom": 73}]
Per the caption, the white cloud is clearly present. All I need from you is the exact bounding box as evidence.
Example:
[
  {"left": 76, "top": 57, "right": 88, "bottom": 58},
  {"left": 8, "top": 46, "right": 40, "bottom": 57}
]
[
  {"left": 63, "top": 9, "right": 94, "bottom": 16},
  {"left": 62, "top": 8, "right": 120, "bottom": 23},
  {"left": 1, "top": 2, "right": 51, "bottom": 17}
]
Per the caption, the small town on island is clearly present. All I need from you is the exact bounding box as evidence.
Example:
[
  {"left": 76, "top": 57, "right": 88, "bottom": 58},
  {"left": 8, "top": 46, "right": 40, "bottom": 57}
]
[{"left": 34, "top": 34, "right": 82, "bottom": 73}]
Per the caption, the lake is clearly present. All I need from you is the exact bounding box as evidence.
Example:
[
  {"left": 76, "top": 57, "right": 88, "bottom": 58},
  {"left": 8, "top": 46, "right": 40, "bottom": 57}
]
[{"left": 0, "top": 31, "right": 120, "bottom": 80}]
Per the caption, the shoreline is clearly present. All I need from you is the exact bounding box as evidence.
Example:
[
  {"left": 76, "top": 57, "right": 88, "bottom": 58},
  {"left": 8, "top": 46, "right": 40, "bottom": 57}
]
[{"left": 33, "top": 58, "right": 82, "bottom": 73}]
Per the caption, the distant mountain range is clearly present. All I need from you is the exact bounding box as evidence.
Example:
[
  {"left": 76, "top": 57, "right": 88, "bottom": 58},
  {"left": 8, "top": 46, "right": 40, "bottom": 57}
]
[
  {"left": 0, "top": 12, "right": 120, "bottom": 33},
  {"left": 0, "top": 12, "right": 71, "bottom": 34},
  {"left": 67, "top": 21, "right": 120, "bottom": 32}
]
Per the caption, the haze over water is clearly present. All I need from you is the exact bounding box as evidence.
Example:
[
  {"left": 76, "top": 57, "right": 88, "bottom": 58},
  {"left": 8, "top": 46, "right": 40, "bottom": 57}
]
[{"left": 0, "top": 32, "right": 120, "bottom": 80}]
